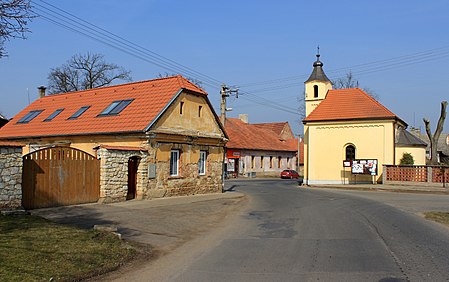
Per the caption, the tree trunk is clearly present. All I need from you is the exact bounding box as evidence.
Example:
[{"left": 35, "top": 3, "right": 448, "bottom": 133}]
[{"left": 424, "top": 101, "right": 448, "bottom": 164}]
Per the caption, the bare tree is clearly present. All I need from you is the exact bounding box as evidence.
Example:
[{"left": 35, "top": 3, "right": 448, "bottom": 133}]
[
  {"left": 0, "top": 0, "right": 34, "bottom": 58},
  {"left": 332, "top": 71, "right": 379, "bottom": 100},
  {"left": 157, "top": 72, "right": 203, "bottom": 88},
  {"left": 48, "top": 53, "right": 132, "bottom": 94},
  {"left": 423, "top": 101, "right": 448, "bottom": 164}
]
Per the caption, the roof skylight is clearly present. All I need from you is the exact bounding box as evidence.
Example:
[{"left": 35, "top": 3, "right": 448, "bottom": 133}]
[
  {"left": 68, "top": 106, "right": 90, "bottom": 120},
  {"left": 98, "top": 99, "right": 134, "bottom": 116},
  {"left": 17, "top": 110, "right": 43, "bottom": 124},
  {"left": 43, "top": 108, "right": 64, "bottom": 122}
]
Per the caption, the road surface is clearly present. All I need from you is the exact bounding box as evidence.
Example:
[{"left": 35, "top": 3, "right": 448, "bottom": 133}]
[{"left": 115, "top": 179, "right": 449, "bottom": 281}]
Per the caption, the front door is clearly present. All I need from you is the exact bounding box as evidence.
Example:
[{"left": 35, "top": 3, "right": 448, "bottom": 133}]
[{"left": 127, "top": 157, "right": 139, "bottom": 200}]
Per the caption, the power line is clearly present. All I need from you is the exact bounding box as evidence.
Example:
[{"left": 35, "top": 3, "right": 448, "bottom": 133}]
[
  {"left": 33, "top": 0, "right": 223, "bottom": 89},
  {"left": 237, "top": 46, "right": 449, "bottom": 89},
  {"left": 33, "top": 1, "right": 304, "bottom": 116}
]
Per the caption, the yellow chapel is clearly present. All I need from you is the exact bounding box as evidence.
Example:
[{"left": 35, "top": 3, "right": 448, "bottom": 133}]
[{"left": 302, "top": 54, "right": 427, "bottom": 185}]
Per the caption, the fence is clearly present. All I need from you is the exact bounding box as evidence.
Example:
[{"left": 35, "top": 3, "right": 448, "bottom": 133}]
[{"left": 383, "top": 165, "right": 449, "bottom": 185}]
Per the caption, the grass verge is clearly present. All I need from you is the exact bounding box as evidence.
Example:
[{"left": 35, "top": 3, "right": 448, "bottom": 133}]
[
  {"left": 0, "top": 214, "right": 150, "bottom": 281},
  {"left": 424, "top": 212, "right": 449, "bottom": 227}
]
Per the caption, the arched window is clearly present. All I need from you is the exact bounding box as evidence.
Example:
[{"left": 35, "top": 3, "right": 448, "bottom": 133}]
[
  {"left": 313, "top": 85, "right": 319, "bottom": 98},
  {"left": 345, "top": 145, "right": 356, "bottom": 160}
]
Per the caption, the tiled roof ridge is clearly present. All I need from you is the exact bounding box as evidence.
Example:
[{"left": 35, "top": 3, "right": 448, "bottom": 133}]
[
  {"left": 43, "top": 75, "right": 200, "bottom": 98},
  {"left": 253, "top": 121, "right": 288, "bottom": 126},
  {"left": 175, "top": 75, "right": 207, "bottom": 95}
]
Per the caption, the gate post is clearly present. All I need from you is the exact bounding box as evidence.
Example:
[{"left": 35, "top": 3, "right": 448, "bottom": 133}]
[
  {"left": 427, "top": 166, "right": 432, "bottom": 183},
  {"left": 382, "top": 165, "right": 387, "bottom": 184}
]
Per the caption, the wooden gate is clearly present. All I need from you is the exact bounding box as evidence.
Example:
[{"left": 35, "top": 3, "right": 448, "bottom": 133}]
[{"left": 22, "top": 147, "right": 100, "bottom": 209}]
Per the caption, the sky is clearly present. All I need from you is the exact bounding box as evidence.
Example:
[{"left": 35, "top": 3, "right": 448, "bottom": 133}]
[{"left": 1, "top": 0, "right": 449, "bottom": 135}]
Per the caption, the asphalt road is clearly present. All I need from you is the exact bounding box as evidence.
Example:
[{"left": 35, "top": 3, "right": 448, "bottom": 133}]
[{"left": 158, "top": 179, "right": 449, "bottom": 282}]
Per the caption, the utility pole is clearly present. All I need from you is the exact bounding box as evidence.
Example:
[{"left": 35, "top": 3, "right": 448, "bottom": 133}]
[{"left": 220, "top": 84, "right": 238, "bottom": 125}]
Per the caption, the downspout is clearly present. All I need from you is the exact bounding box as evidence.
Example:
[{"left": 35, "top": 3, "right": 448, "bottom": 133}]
[{"left": 222, "top": 145, "right": 226, "bottom": 193}]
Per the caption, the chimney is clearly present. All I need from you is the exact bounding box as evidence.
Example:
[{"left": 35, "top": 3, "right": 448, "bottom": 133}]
[
  {"left": 409, "top": 126, "right": 421, "bottom": 137},
  {"left": 239, "top": 114, "right": 248, "bottom": 124},
  {"left": 38, "top": 86, "right": 46, "bottom": 98}
]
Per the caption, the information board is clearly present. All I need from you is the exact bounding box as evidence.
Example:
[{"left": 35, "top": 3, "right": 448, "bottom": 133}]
[{"left": 351, "top": 159, "right": 378, "bottom": 175}]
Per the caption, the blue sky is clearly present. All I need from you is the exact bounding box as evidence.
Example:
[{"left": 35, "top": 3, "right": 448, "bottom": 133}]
[{"left": 1, "top": 0, "right": 448, "bottom": 134}]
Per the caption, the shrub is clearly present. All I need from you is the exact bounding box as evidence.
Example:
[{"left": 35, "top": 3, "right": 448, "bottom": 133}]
[{"left": 400, "top": 152, "right": 414, "bottom": 165}]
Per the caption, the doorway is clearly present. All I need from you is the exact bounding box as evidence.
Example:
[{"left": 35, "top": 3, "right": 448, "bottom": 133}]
[{"left": 127, "top": 156, "right": 140, "bottom": 200}]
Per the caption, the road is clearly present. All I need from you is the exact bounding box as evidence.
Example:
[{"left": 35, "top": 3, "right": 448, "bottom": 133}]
[{"left": 118, "top": 180, "right": 449, "bottom": 282}]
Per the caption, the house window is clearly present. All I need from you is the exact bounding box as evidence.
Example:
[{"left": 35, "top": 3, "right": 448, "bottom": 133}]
[
  {"left": 261, "top": 156, "right": 264, "bottom": 168},
  {"left": 251, "top": 156, "right": 255, "bottom": 169},
  {"left": 170, "top": 150, "right": 180, "bottom": 176},
  {"left": 17, "top": 110, "right": 43, "bottom": 124},
  {"left": 68, "top": 106, "right": 90, "bottom": 119},
  {"left": 278, "top": 156, "right": 282, "bottom": 168},
  {"left": 270, "top": 156, "right": 273, "bottom": 168},
  {"left": 198, "top": 151, "right": 207, "bottom": 175},
  {"left": 345, "top": 145, "right": 356, "bottom": 160},
  {"left": 198, "top": 106, "right": 202, "bottom": 117},
  {"left": 314, "top": 85, "right": 318, "bottom": 98},
  {"left": 43, "top": 108, "right": 64, "bottom": 122},
  {"left": 180, "top": 102, "right": 184, "bottom": 115},
  {"left": 98, "top": 99, "right": 133, "bottom": 116}
]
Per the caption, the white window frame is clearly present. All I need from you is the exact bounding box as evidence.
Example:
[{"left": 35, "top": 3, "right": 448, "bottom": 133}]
[
  {"left": 170, "top": 150, "right": 180, "bottom": 176},
  {"left": 198, "top": 151, "right": 207, "bottom": 175}
]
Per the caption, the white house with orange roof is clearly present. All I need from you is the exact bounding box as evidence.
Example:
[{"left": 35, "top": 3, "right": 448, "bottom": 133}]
[
  {"left": 0, "top": 75, "right": 228, "bottom": 209},
  {"left": 302, "top": 54, "right": 426, "bottom": 185},
  {"left": 225, "top": 115, "right": 300, "bottom": 177}
]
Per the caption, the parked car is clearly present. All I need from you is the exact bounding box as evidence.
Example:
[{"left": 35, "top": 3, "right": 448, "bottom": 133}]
[{"left": 280, "top": 169, "right": 300, "bottom": 179}]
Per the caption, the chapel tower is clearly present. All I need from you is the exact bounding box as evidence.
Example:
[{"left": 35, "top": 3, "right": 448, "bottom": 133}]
[{"left": 304, "top": 51, "right": 332, "bottom": 117}]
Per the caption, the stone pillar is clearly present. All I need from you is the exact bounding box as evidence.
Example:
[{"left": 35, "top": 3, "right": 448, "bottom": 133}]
[
  {"left": 382, "top": 164, "right": 387, "bottom": 184},
  {"left": 427, "top": 166, "right": 433, "bottom": 183},
  {"left": 0, "top": 145, "right": 23, "bottom": 210}
]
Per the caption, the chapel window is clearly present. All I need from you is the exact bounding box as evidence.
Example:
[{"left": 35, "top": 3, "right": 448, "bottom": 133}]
[
  {"left": 345, "top": 145, "right": 356, "bottom": 160},
  {"left": 313, "top": 85, "right": 319, "bottom": 98}
]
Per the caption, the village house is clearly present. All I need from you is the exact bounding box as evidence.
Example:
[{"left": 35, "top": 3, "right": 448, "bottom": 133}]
[
  {"left": 225, "top": 114, "right": 300, "bottom": 177},
  {"left": 0, "top": 114, "right": 8, "bottom": 128},
  {"left": 302, "top": 54, "right": 427, "bottom": 185},
  {"left": 0, "top": 75, "right": 228, "bottom": 209}
]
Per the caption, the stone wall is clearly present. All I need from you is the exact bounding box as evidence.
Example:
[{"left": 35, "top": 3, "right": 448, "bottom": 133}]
[
  {"left": 97, "top": 148, "right": 150, "bottom": 203},
  {"left": 0, "top": 145, "right": 23, "bottom": 209},
  {"left": 97, "top": 143, "right": 224, "bottom": 202},
  {"left": 145, "top": 144, "right": 223, "bottom": 198}
]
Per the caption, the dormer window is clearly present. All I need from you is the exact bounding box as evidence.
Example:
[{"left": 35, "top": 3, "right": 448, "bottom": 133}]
[
  {"left": 17, "top": 110, "right": 43, "bottom": 124},
  {"left": 314, "top": 85, "right": 319, "bottom": 98},
  {"left": 98, "top": 99, "right": 133, "bottom": 116},
  {"left": 68, "top": 106, "right": 90, "bottom": 120},
  {"left": 43, "top": 108, "right": 64, "bottom": 122}
]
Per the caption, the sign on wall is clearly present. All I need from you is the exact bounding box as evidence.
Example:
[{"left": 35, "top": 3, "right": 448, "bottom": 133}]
[{"left": 351, "top": 159, "right": 378, "bottom": 175}]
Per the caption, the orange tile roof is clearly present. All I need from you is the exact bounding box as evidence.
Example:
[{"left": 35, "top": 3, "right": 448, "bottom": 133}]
[
  {"left": 0, "top": 75, "right": 207, "bottom": 139},
  {"left": 225, "top": 118, "right": 297, "bottom": 152},
  {"left": 253, "top": 122, "right": 288, "bottom": 136},
  {"left": 303, "top": 88, "right": 405, "bottom": 124},
  {"left": 0, "top": 141, "right": 24, "bottom": 147}
]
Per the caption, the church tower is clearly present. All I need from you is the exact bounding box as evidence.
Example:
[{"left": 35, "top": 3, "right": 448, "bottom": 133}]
[{"left": 304, "top": 52, "right": 332, "bottom": 117}]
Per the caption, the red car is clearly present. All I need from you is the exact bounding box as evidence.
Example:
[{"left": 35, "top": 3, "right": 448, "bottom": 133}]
[{"left": 280, "top": 169, "right": 300, "bottom": 179}]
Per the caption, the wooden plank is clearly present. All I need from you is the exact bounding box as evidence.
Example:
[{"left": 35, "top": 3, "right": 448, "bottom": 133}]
[{"left": 21, "top": 147, "right": 100, "bottom": 209}]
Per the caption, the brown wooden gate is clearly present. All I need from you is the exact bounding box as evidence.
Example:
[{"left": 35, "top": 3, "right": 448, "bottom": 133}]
[{"left": 22, "top": 147, "right": 100, "bottom": 209}]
